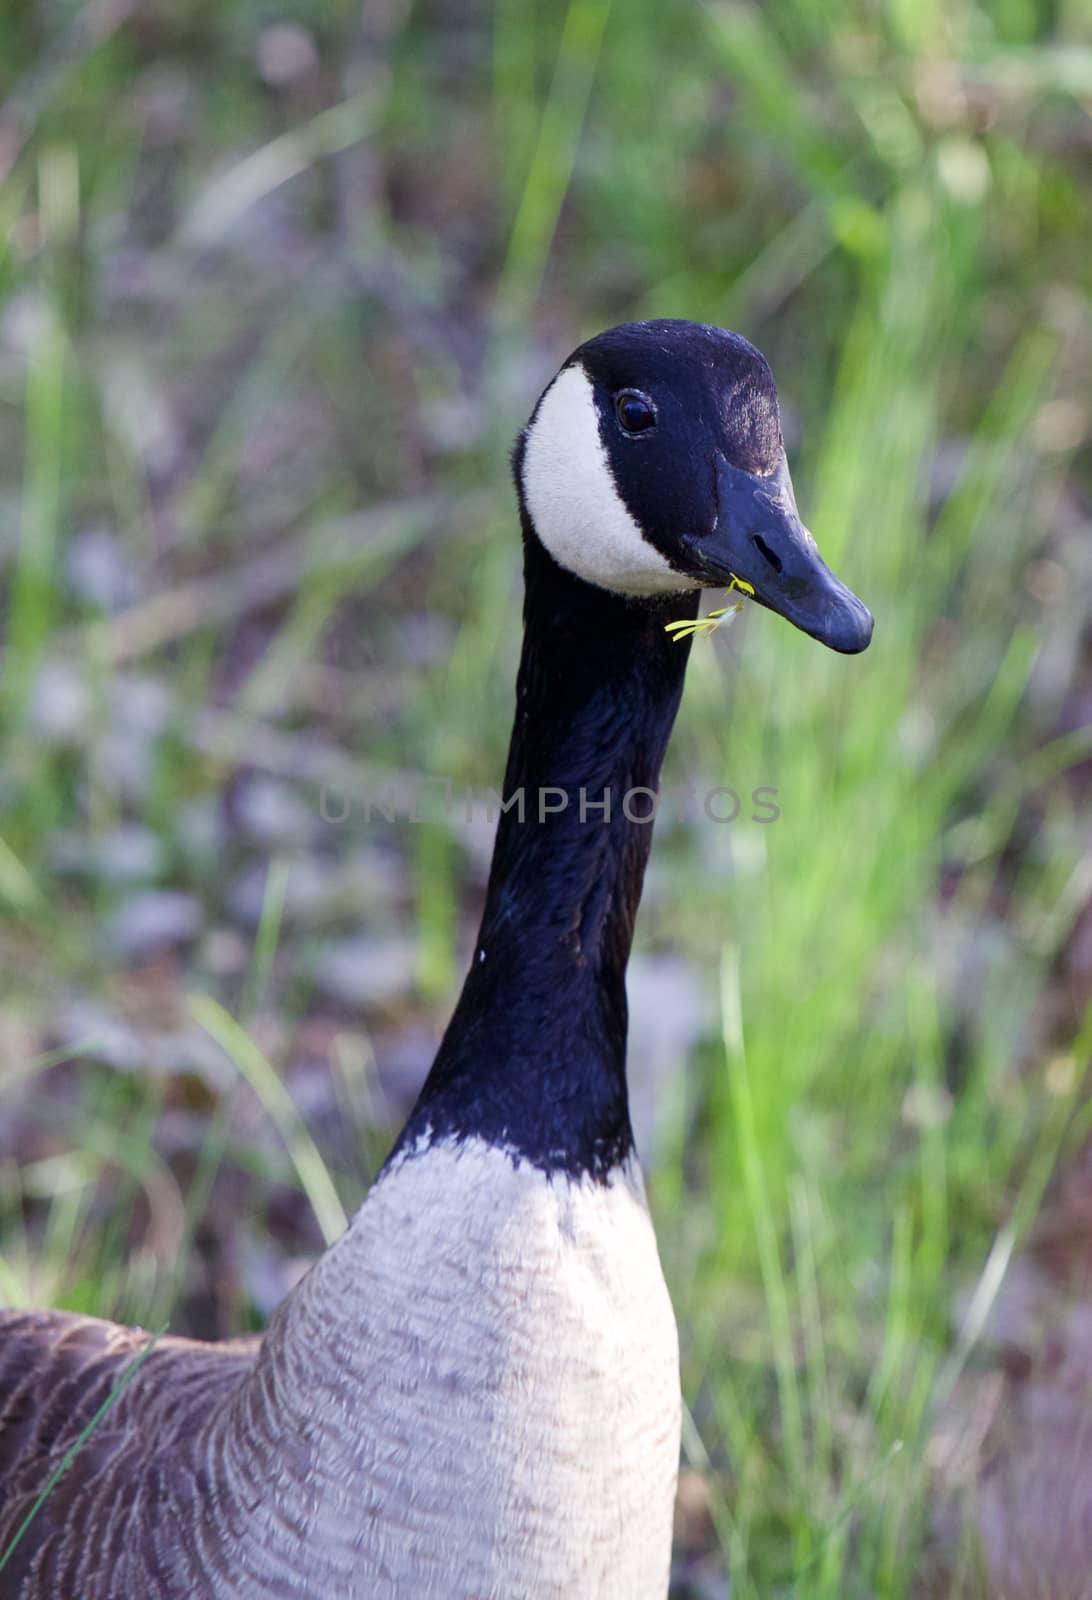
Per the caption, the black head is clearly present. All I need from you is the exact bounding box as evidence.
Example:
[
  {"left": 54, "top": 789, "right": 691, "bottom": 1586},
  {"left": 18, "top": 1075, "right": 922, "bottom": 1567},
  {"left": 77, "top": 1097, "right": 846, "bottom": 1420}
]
[{"left": 517, "top": 318, "right": 872, "bottom": 654}]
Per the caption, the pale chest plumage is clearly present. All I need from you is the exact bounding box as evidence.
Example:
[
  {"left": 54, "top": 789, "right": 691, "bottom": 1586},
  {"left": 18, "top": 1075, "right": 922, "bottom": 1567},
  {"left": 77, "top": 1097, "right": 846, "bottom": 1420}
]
[{"left": 207, "top": 1138, "right": 681, "bottom": 1599}]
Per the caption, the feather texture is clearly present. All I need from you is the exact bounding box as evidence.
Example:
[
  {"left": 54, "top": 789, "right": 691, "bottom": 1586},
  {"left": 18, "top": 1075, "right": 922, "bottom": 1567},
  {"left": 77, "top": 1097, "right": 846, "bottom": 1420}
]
[{"left": 0, "top": 1142, "right": 678, "bottom": 1598}]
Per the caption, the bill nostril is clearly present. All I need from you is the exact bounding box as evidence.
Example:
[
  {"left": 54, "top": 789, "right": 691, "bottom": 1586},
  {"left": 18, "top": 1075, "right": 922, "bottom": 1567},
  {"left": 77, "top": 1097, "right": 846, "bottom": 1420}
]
[{"left": 752, "top": 534, "right": 783, "bottom": 575}]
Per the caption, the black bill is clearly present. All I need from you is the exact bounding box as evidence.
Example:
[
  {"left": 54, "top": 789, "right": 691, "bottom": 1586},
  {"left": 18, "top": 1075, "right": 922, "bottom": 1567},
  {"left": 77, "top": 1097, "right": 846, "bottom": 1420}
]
[{"left": 696, "top": 453, "right": 874, "bottom": 655}]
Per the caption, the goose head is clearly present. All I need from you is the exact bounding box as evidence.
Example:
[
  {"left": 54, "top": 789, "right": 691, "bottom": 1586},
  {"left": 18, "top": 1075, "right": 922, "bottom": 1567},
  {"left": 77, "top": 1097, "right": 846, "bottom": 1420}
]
[{"left": 517, "top": 317, "right": 873, "bottom": 654}]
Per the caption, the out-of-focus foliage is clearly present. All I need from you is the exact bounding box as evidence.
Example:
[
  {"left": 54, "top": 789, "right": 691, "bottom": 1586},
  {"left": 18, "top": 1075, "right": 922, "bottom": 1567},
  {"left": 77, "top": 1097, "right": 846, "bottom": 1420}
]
[{"left": 0, "top": 2, "right": 1090, "bottom": 1594}]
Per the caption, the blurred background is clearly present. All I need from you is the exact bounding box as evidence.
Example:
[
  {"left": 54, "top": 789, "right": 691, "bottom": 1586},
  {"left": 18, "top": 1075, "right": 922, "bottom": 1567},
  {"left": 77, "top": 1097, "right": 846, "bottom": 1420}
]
[{"left": 1, "top": 1, "right": 1090, "bottom": 1594}]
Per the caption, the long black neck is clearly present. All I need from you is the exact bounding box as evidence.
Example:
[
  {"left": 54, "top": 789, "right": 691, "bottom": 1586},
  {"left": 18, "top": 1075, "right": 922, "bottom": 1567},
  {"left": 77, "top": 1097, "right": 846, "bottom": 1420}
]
[{"left": 394, "top": 520, "right": 698, "bottom": 1180}]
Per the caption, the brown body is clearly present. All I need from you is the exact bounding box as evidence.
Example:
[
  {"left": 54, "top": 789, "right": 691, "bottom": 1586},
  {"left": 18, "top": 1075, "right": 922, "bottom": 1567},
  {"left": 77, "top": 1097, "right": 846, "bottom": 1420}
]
[{"left": 0, "top": 1312, "right": 258, "bottom": 1594}]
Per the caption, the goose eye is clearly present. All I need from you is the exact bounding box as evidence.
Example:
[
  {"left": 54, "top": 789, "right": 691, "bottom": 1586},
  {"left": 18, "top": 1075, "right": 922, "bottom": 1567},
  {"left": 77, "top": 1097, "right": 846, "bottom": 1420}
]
[{"left": 616, "top": 391, "right": 657, "bottom": 434}]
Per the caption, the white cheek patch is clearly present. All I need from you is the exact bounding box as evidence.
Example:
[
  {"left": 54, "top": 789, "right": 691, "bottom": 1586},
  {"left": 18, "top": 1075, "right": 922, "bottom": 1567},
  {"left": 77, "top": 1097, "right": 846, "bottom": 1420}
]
[{"left": 520, "top": 363, "right": 702, "bottom": 597}]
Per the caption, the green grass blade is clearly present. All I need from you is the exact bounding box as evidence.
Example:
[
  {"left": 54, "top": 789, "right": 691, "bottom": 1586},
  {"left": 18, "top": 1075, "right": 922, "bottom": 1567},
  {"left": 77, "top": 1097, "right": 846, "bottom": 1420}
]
[{"left": 189, "top": 995, "right": 347, "bottom": 1247}]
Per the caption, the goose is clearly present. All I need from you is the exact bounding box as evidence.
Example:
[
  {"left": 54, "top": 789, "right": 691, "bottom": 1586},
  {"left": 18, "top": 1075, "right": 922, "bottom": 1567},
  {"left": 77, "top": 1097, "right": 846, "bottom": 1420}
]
[{"left": 0, "top": 318, "right": 872, "bottom": 1599}]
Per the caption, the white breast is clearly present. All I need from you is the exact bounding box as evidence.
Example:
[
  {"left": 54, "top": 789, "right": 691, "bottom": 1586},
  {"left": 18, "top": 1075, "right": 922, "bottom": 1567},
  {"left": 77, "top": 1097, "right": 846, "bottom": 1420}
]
[{"left": 221, "top": 1137, "right": 681, "bottom": 1599}]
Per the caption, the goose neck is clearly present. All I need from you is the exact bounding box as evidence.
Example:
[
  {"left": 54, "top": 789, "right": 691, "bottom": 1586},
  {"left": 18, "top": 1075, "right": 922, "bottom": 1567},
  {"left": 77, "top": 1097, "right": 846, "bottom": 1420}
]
[{"left": 399, "top": 531, "right": 698, "bottom": 1178}]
